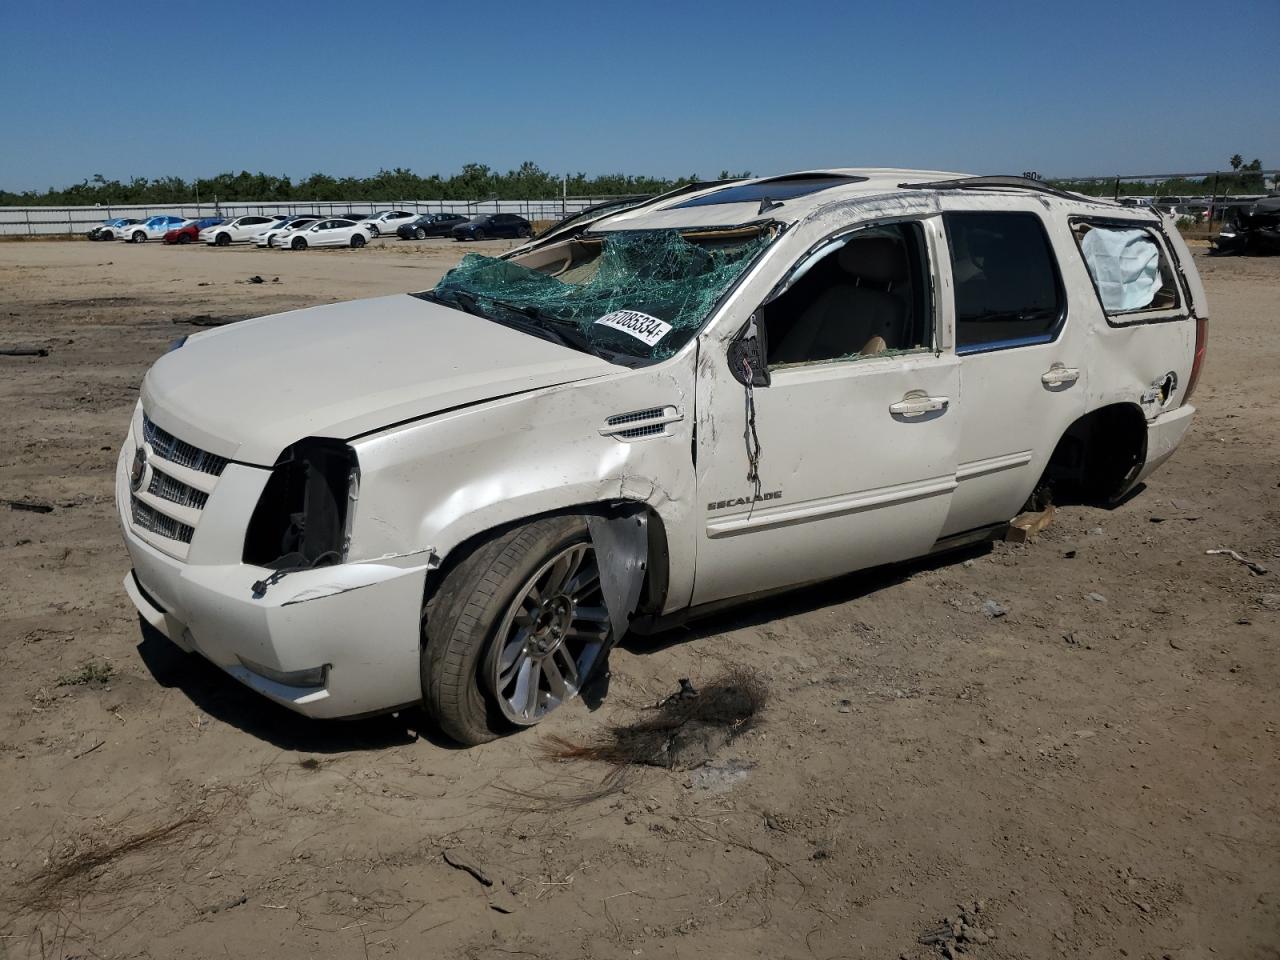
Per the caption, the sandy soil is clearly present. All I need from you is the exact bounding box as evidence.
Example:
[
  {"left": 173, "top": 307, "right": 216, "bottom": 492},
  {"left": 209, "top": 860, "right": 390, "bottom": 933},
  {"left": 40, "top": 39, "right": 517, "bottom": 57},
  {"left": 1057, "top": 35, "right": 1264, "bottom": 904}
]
[{"left": 0, "top": 237, "right": 1276, "bottom": 960}]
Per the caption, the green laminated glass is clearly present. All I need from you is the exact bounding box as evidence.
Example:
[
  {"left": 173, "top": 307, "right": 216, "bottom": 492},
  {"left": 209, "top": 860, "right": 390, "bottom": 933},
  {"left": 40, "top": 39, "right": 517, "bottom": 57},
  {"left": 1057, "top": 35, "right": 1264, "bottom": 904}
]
[{"left": 431, "top": 229, "right": 770, "bottom": 361}]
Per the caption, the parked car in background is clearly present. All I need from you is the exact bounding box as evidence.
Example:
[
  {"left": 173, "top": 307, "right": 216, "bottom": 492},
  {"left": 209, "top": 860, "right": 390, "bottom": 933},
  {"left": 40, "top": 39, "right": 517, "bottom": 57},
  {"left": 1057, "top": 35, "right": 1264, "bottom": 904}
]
[
  {"left": 451, "top": 213, "right": 533, "bottom": 241},
  {"left": 253, "top": 215, "right": 321, "bottom": 248},
  {"left": 115, "top": 170, "right": 1207, "bottom": 743},
  {"left": 358, "top": 210, "right": 416, "bottom": 237},
  {"left": 280, "top": 217, "right": 371, "bottom": 250},
  {"left": 164, "top": 217, "right": 225, "bottom": 245},
  {"left": 396, "top": 213, "right": 468, "bottom": 240},
  {"left": 123, "top": 216, "right": 189, "bottom": 243},
  {"left": 201, "top": 215, "right": 287, "bottom": 246},
  {"left": 88, "top": 217, "right": 143, "bottom": 241}
]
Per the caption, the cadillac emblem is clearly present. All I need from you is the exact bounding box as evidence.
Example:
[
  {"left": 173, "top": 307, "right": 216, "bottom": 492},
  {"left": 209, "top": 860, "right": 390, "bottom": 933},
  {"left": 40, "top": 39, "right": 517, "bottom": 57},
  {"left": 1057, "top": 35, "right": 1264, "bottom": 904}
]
[{"left": 130, "top": 446, "right": 148, "bottom": 493}]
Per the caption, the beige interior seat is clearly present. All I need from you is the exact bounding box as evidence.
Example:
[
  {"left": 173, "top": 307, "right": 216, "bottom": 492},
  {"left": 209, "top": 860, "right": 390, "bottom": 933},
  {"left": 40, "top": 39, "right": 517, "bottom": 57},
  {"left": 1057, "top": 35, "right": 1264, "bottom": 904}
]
[{"left": 771, "top": 237, "right": 909, "bottom": 363}]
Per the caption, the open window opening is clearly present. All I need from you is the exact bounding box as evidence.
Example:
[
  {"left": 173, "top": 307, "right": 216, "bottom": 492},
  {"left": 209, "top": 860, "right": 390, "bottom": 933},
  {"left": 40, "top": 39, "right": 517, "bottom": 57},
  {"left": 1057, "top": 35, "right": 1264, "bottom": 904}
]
[{"left": 761, "top": 221, "right": 933, "bottom": 367}]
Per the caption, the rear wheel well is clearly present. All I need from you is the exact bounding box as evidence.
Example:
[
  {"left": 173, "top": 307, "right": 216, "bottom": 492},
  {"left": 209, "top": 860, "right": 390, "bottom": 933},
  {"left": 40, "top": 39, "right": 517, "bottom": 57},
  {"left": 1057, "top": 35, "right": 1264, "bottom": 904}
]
[{"left": 1038, "top": 403, "right": 1148, "bottom": 507}]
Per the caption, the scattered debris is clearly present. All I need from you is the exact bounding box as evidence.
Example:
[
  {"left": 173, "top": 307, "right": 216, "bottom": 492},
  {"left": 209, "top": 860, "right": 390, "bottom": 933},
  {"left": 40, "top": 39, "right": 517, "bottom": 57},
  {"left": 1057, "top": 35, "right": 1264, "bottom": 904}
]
[
  {"left": 248, "top": 275, "right": 265, "bottom": 284},
  {"left": 442, "top": 848, "right": 492, "bottom": 887},
  {"left": 1006, "top": 504, "right": 1055, "bottom": 542},
  {"left": 544, "top": 668, "right": 767, "bottom": 771},
  {"left": 1207, "top": 548, "right": 1269, "bottom": 576},
  {"left": 72, "top": 740, "right": 106, "bottom": 760},
  {"left": 488, "top": 884, "right": 520, "bottom": 914},
  {"left": 20, "top": 810, "right": 208, "bottom": 910},
  {"left": 297, "top": 757, "right": 325, "bottom": 770},
  {"left": 1062, "top": 548, "right": 1077, "bottom": 559},
  {"left": 688, "top": 758, "right": 754, "bottom": 792},
  {"left": 1088, "top": 592, "right": 1107, "bottom": 603},
  {"left": 837, "top": 698, "right": 853, "bottom": 713},
  {"left": 982, "top": 599, "right": 1008, "bottom": 618},
  {"left": 1258, "top": 593, "right": 1280, "bottom": 611},
  {"left": 56, "top": 660, "right": 115, "bottom": 687},
  {"left": 4, "top": 498, "right": 54, "bottom": 513},
  {"left": 1168, "top": 637, "right": 1185, "bottom": 651},
  {"left": 918, "top": 899, "right": 995, "bottom": 956},
  {"left": 0, "top": 345, "right": 49, "bottom": 357},
  {"left": 201, "top": 893, "right": 248, "bottom": 915}
]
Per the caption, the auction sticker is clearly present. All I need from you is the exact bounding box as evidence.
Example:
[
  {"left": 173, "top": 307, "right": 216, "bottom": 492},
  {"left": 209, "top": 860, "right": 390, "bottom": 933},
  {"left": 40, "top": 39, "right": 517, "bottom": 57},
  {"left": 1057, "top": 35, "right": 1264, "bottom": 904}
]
[{"left": 593, "top": 310, "right": 672, "bottom": 346}]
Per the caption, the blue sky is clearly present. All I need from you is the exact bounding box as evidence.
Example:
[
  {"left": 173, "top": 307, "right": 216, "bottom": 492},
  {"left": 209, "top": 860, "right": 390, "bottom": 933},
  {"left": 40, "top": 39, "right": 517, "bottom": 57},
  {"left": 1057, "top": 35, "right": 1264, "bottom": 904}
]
[{"left": 2, "top": 0, "right": 1277, "bottom": 192}]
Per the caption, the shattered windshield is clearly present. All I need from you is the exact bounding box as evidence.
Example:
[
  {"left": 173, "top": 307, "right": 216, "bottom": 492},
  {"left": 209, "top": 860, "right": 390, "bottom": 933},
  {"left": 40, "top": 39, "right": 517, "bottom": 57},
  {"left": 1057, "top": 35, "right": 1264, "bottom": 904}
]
[{"left": 419, "top": 228, "right": 771, "bottom": 364}]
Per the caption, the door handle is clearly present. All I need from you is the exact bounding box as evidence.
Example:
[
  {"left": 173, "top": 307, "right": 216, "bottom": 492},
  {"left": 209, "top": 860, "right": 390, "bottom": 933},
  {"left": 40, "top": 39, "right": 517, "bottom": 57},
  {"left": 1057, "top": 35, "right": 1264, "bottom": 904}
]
[
  {"left": 889, "top": 393, "right": 949, "bottom": 418},
  {"left": 1041, "top": 363, "right": 1080, "bottom": 388}
]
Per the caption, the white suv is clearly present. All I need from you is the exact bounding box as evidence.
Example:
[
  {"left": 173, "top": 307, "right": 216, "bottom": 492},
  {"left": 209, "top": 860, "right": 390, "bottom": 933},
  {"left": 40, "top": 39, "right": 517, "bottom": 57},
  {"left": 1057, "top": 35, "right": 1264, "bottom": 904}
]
[{"left": 116, "top": 170, "right": 1206, "bottom": 744}]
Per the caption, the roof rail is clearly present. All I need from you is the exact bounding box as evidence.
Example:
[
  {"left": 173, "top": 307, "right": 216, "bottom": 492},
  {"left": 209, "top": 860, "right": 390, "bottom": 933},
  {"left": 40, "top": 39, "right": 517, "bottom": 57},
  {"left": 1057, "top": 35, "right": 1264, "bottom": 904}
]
[{"left": 898, "top": 175, "right": 1089, "bottom": 203}]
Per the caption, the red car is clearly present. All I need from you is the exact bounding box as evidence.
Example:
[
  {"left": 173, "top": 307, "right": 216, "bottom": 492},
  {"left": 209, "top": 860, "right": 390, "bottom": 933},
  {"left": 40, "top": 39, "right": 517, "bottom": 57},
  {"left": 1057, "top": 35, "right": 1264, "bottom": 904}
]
[{"left": 163, "top": 217, "right": 226, "bottom": 244}]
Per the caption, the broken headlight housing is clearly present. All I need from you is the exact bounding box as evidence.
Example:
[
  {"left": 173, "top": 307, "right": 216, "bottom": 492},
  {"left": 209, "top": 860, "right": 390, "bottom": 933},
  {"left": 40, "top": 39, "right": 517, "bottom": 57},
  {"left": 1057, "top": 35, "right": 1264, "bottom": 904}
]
[{"left": 243, "top": 438, "right": 359, "bottom": 570}]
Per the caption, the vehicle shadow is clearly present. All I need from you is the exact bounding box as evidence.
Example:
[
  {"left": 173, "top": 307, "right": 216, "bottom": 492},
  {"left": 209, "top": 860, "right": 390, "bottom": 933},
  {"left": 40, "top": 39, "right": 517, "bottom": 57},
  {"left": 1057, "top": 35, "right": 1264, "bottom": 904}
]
[
  {"left": 621, "top": 540, "right": 995, "bottom": 656},
  {"left": 132, "top": 619, "right": 457, "bottom": 753}
]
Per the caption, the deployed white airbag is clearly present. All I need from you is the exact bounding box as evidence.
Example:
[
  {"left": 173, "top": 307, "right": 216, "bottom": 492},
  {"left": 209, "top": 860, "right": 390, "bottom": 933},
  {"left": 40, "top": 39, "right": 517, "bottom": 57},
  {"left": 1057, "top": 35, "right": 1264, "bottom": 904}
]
[{"left": 1080, "top": 227, "right": 1161, "bottom": 312}]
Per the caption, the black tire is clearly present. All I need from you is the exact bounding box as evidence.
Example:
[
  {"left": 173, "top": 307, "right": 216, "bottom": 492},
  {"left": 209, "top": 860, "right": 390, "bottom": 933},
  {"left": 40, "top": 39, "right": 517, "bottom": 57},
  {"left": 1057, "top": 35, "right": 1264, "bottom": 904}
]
[
  {"left": 291, "top": 236, "right": 307, "bottom": 251},
  {"left": 422, "top": 515, "right": 595, "bottom": 745},
  {"left": 132, "top": 231, "right": 146, "bottom": 243},
  {"left": 414, "top": 227, "right": 426, "bottom": 240},
  {"left": 473, "top": 229, "right": 486, "bottom": 241},
  {"left": 518, "top": 226, "right": 532, "bottom": 238},
  {"left": 215, "top": 232, "right": 231, "bottom": 246},
  {"left": 178, "top": 234, "right": 191, "bottom": 244},
  {"left": 350, "top": 233, "right": 366, "bottom": 248},
  {"left": 368, "top": 225, "right": 380, "bottom": 237}
]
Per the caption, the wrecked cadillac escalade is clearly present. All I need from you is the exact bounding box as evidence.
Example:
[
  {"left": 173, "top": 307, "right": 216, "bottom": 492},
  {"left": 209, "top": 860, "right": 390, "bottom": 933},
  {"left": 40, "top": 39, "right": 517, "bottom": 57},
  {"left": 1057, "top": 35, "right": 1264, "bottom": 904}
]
[{"left": 116, "top": 170, "right": 1207, "bottom": 744}]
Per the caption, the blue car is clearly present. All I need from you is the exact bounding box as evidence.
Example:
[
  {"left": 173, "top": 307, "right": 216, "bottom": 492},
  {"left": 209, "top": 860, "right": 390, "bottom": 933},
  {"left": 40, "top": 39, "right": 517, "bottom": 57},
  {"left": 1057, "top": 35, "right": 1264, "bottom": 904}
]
[{"left": 87, "top": 217, "right": 143, "bottom": 241}]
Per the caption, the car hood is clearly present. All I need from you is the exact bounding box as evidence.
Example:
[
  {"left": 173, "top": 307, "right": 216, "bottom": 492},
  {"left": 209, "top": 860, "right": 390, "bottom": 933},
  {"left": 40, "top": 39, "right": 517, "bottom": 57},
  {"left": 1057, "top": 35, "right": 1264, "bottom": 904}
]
[{"left": 141, "top": 294, "right": 617, "bottom": 466}]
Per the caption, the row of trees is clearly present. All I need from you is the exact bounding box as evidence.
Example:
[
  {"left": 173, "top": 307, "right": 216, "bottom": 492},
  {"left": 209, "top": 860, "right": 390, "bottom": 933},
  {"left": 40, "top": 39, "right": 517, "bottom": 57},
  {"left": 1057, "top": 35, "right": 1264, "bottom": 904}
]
[
  {"left": 1050, "top": 155, "right": 1269, "bottom": 197},
  {"left": 0, "top": 162, "right": 754, "bottom": 206}
]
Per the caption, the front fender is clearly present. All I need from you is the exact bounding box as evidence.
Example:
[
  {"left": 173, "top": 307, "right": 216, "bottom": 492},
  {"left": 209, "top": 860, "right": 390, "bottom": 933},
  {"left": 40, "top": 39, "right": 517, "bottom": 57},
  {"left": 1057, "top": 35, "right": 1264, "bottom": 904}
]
[{"left": 347, "top": 355, "right": 698, "bottom": 613}]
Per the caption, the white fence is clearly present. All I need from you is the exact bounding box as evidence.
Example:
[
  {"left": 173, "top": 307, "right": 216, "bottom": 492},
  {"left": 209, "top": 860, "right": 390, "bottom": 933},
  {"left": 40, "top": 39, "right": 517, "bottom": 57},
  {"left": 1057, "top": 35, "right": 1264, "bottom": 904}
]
[{"left": 0, "top": 197, "right": 618, "bottom": 237}]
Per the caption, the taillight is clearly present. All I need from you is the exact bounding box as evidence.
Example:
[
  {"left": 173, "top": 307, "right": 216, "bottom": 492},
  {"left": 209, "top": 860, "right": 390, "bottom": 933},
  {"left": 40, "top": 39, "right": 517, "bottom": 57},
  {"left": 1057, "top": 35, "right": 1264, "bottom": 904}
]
[{"left": 1184, "top": 317, "right": 1207, "bottom": 403}]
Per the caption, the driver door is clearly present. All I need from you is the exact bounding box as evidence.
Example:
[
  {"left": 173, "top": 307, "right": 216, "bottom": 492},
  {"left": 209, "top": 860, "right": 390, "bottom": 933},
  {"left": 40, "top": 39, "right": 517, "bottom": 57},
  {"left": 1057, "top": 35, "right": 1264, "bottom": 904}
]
[{"left": 691, "top": 215, "right": 961, "bottom": 606}]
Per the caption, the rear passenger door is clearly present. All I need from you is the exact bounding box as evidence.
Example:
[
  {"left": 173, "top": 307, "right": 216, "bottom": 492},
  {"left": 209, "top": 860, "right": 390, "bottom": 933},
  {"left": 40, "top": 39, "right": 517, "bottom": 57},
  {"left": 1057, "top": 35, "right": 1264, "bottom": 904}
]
[{"left": 937, "top": 200, "right": 1087, "bottom": 537}]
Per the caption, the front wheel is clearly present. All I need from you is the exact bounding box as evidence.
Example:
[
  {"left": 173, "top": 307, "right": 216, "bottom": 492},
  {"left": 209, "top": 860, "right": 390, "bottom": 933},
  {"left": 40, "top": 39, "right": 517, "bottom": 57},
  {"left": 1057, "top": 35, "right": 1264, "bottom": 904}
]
[
  {"left": 178, "top": 234, "right": 191, "bottom": 244},
  {"left": 414, "top": 227, "right": 426, "bottom": 240},
  {"left": 350, "top": 233, "right": 366, "bottom": 248},
  {"left": 215, "top": 232, "right": 231, "bottom": 246},
  {"left": 291, "top": 237, "right": 307, "bottom": 250},
  {"left": 518, "top": 226, "right": 532, "bottom": 238},
  {"left": 421, "top": 516, "right": 611, "bottom": 745},
  {"left": 472, "top": 229, "right": 485, "bottom": 241},
  {"left": 368, "top": 225, "right": 380, "bottom": 237},
  {"left": 132, "top": 231, "right": 146, "bottom": 243}
]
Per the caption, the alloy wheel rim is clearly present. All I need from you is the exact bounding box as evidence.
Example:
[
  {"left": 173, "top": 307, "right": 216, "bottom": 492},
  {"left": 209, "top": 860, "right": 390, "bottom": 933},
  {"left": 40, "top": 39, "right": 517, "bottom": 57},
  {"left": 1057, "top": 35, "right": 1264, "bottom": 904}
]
[{"left": 486, "top": 542, "right": 610, "bottom": 726}]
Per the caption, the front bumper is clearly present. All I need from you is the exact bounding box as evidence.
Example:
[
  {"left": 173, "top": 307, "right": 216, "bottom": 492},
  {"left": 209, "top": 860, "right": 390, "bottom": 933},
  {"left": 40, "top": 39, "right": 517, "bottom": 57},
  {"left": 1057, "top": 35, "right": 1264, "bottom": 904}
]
[{"left": 116, "top": 425, "right": 429, "bottom": 719}]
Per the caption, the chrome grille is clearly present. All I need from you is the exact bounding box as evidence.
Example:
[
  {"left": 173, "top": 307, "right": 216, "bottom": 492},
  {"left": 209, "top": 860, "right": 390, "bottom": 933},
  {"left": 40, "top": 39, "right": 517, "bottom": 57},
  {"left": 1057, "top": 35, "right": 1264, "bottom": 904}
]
[
  {"left": 147, "top": 468, "right": 209, "bottom": 510},
  {"left": 143, "top": 415, "right": 228, "bottom": 476},
  {"left": 131, "top": 497, "right": 195, "bottom": 544}
]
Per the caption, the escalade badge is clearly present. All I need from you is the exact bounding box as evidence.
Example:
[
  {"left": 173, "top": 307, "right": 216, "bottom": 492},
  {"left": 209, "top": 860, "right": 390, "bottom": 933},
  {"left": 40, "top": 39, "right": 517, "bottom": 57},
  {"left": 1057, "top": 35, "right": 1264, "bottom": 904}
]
[{"left": 130, "top": 446, "right": 148, "bottom": 493}]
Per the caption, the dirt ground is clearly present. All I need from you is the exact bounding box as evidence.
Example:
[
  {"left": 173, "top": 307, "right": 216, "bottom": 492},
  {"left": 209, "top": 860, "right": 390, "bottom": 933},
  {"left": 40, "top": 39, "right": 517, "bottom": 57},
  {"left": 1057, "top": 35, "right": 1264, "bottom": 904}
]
[{"left": 0, "top": 237, "right": 1276, "bottom": 960}]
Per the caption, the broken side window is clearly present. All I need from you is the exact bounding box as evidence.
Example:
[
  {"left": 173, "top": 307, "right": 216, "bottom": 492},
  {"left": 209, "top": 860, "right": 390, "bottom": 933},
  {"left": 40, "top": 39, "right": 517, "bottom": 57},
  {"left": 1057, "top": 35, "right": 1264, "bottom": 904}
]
[{"left": 1072, "top": 222, "right": 1181, "bottom": 318}]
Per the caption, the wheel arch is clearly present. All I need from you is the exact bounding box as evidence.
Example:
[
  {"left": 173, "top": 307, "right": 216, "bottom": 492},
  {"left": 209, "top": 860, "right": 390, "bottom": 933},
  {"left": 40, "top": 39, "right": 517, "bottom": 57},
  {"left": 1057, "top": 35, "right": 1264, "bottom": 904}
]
[
  {"left": 1040, "top": 401, "right": 1149, "bottom": 505},
  {"left": 421, "top": 499, "right": 671, "bottom": 631}
]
